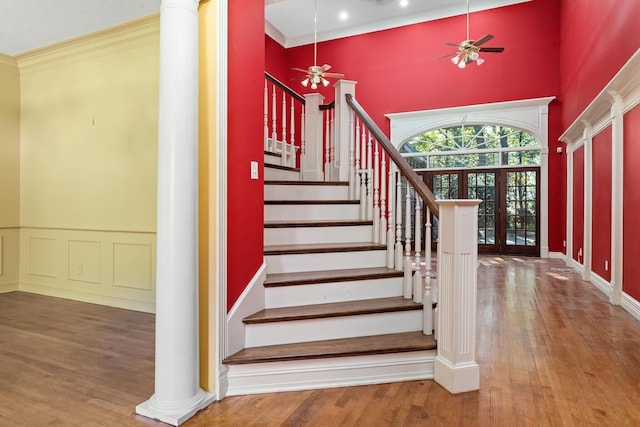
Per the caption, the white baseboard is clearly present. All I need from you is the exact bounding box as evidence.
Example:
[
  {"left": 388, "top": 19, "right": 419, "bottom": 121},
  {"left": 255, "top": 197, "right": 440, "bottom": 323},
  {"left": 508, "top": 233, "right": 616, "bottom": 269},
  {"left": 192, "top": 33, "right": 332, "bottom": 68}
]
[
  {"left": 565, "top": 257, "right": 584, "bottom": 275},
  {"left": 226, "top": 351, "right": 436, "bottom": 396},
  {"left": 0, "top": 282, "right": 18, "bottom": 293},
  {"left": 621, "top": 292, "right": 640, "bottom": 322},
  {"left": 548, "top": 251, "right": 566, "bottom": 260},
  {"left": 589, "top": 272, "right": 612, "bottom": 299},
  {"left": 18, "top": 282, "right": 155, "bottom": 313},
  {"left": 226, "top": 261, "right": 266, "bottom": 358}
]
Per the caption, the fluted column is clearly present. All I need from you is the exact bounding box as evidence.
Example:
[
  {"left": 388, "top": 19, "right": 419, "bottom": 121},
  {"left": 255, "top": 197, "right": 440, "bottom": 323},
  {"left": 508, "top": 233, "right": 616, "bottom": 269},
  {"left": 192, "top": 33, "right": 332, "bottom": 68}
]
[
  {"left": 434, "top": 199, "right": 481, "bottom": 394},
  {"left": 136, "top": 0, "right": 215, "bottom": 424}
]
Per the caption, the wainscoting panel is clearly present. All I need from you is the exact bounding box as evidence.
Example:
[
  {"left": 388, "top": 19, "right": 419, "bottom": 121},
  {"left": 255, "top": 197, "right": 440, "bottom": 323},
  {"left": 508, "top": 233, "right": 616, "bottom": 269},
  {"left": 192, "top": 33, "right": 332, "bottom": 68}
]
[
  {"left": 20, "top": 228, "right": 156, "bottom": 312},
  {"left": 0, "top": 228, "right": 19, "bottom": 293}
]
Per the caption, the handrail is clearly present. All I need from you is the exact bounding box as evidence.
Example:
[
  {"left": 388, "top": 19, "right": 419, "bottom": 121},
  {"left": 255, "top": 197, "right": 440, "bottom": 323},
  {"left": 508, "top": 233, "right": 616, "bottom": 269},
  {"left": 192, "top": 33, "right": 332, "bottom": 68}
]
[
  {"left": 345, "top": 94, "right": 439, "bottom": 218},
  {"left": 265, "top": 71, "right": 305, "bottom": 104}
]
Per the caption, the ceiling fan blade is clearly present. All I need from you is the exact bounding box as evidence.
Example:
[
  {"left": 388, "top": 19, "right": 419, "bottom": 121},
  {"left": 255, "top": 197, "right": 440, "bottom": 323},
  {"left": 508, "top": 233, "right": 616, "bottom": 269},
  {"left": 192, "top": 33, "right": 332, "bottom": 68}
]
[
  {"left": 323, "top": 72, "right": 345, "bottom": 78},
  {"left": 445, "top": 42, "right": 460, "bottom": 48},
  {"left": 321, "top": 64, "right": 333, "bottom": 72},
  {"left": 436, "top": 53, "right": 457, "bottom": 60},
  {"left": 479, "top": 47, "right": 505, "bottom": 53},
  {"left": 291, "top": 67, "right": 310, "bottom": 73},
  {"left": 473, "top": 34, "right": 494, "bottom": 46}
]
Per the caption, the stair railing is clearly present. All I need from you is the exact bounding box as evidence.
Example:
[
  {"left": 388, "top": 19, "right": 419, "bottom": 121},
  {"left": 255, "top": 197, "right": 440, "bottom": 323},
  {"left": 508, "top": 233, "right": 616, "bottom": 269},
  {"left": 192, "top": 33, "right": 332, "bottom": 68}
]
[{"left": 264, "top": 72, "right": 305, "bottom": 169}]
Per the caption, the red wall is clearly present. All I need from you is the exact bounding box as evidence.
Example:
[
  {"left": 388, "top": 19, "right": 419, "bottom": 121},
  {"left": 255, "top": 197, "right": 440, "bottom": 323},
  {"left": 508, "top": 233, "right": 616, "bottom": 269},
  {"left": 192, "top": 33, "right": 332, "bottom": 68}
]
[
  {"left": 572, "top": 146, "right": 584, "bottom": 263},
  {"left": 273, "top": 0, "right": 567, "bottom": 252},
  {"left": 560, "top": 0, "right": 640, "bottom": 130},
  {"left": 265, "top": 35, "right": 288, "bottom": 82},
  {"left": 623, "top": 105, "right": 640, "bottom": 300},
  {"left": 227, "top": 0, "right": 265, "bottom": 311},
  {"left": 591, "top": 126, "right": 612, "bottom": 281}
]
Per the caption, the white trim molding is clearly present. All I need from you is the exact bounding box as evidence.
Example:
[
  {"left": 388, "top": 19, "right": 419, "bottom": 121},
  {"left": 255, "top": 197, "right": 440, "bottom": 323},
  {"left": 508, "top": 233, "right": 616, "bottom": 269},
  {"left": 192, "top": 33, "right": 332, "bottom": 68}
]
[
  {"left": 560, "top": 48, "right": 640, "bottom": 319},
  {"left": 387, "top": 96, "right": 555, "bottom": 258}
]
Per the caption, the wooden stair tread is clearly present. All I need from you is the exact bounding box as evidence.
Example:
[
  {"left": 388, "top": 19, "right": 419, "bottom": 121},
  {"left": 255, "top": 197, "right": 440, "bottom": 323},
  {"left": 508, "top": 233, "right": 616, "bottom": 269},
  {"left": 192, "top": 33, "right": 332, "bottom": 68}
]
[
  {"left": 265, "top": 180, "right": 348, "bottom": 186},
  {"left": 265, "top": 199, "right": 360, "bottom": 205},
  {"left": 264, "top": 242, "right": 387, "bottom": 255},
  {"left": 265, "top": 163, "right": 300, "bottom": 172},
  {"left": 265, "top": 267, "right": 403, "bottom": 287},
  {"left": 264, "top": 219, "right": 372, "bottom": 228},
  {"left": 223, "top": 331, "right": 436, "bottom": 365},
  {"left": 243, "top": 297, "right": 421, "bottom": 324},
  {"left": 264, "top": 150, "right": 281, "bottom": 157}
]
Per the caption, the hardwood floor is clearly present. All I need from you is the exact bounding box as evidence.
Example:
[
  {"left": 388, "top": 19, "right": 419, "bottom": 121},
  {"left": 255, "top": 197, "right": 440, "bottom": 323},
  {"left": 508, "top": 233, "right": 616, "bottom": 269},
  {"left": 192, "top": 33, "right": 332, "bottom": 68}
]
[{"left": 3, "top": 257, "right": 640, "bottom": 426}]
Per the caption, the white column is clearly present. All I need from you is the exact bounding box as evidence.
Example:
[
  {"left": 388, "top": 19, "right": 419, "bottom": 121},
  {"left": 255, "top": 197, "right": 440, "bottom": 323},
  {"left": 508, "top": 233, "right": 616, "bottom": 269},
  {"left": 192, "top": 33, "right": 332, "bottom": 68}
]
[
  {"left": 136, "top": 0, "right": 215, "bottom": 425},
  {"left": 539, "top": 103, "right": 550, "bottom": 258},
  {"left": 302, "top": 93, "right": 325, "bottom": 181},
  {"left": 434, "top": 199, "right": 481, "bottom": 394},
  {"left": 610, "top": 93, "right": 624, "bottom": 305},
  {"left": 583, "top": 124, "right": 593, "bottom": 281},
  {"left": 333, "top": 80, "right": 357, "bottom": 181}
]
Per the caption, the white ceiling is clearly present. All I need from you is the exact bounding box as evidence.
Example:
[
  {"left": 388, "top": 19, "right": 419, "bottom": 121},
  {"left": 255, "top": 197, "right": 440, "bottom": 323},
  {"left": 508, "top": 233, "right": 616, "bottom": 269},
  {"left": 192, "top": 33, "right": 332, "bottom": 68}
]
[{"left": 0, "top": 0, "right": 529, "bottom": 56}]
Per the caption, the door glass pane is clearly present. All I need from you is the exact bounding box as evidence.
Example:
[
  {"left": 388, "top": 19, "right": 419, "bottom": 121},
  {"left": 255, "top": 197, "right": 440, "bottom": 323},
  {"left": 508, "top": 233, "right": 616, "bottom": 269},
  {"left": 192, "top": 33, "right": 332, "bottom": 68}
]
[
  {"left": 431, "top": 173, "right": 459, "bottom": 242},
  {"left": 505, "top": 170, "right": 537, "bottom": 246},
  {"left": 468, "top": 172, "right": 496, "bottom": 245}
]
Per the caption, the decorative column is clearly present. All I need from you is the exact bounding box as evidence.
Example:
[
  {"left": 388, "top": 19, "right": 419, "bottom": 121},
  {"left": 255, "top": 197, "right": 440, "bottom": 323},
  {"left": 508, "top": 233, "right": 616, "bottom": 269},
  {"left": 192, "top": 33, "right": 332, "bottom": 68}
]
[
  {"left": 333, "top": 80, "right": 357, "bottom": 181},
  {"left": 583, "top": 124, "right": 593, "bottom": 281},
  {"left": 302, "top": 93, "right": 325, "bottom": 181},
  {"left": 434, "top": 199, "right": 481, "bottom": 394},
  {"left": 610, "top": 93, "right": 624, "bottom": 305},
  {"left": 136, "top": 0, "right": 215, "bottom": 425}
]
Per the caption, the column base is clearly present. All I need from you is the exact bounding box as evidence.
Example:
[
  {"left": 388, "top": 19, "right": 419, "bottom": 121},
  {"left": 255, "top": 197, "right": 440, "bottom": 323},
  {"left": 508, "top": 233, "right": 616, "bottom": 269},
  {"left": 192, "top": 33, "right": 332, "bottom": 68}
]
[
  {"left": 136, "top": 389, "right": 216, "bottom": 426},
  {"left": 434, "top": 356, "right": 479, "bottom": 394}
]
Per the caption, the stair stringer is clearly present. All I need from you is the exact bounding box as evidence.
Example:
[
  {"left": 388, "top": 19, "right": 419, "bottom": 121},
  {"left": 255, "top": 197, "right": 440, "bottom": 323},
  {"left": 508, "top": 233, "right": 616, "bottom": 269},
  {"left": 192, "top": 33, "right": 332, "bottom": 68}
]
[
  {"left": 226, "top": 262, "right": 267, "bottom": 357},
  {"left": 225, "top": 350, "right": 436, "bottom": 396}
]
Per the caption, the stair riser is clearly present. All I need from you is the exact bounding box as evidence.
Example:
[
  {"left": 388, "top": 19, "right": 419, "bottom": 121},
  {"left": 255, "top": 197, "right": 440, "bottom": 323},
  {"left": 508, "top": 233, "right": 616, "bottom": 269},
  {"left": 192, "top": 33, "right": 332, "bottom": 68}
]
[
  {"left": 265, "top": 250, "right": 387, "bottom": 274},
  {"left": 264, "top": 225, "right": 373, "bottom": 246},
  {"left": 265, "top": 167, "right": 300, "bottom": 181},
  {"left": 245, "top": 310, "right": 423, "bottom": 347},
  {"left": 224, "top": 351, "right": 435, "bottom": 397},
  {"left": 265, "top": 184, "right": 349, "bottom": 201},
  {"left": 264, "top": 153, "right": 281, "bottom": 164},
  {"left": 265, "top": 276, "right": 404, "bottom": 308},
  {"left": 265, "top": 204, "right": 361, "bottom": 222}
]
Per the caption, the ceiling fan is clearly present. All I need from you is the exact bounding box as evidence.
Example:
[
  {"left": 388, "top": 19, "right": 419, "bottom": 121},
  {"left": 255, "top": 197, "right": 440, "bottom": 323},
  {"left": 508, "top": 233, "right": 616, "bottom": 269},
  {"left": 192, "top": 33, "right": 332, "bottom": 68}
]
[
  {"left": 437, "top": 0, "right": 505, "bottom": 68},
  {"left": 292, "top": 0, "right": 344, "bottom": 89}
]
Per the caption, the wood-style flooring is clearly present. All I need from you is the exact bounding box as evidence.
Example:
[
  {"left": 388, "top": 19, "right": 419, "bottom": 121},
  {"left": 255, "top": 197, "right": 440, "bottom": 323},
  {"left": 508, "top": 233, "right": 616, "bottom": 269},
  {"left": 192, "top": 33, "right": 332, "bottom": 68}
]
[{"left": 2, "top": 256, "right": 640, "bottom": 426}]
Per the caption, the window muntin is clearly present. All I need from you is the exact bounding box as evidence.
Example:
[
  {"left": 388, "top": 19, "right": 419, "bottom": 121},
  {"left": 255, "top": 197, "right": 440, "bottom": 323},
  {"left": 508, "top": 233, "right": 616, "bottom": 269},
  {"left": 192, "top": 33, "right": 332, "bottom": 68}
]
[{"left": 400, "top": 124, "right": 541, "bottom": 170}]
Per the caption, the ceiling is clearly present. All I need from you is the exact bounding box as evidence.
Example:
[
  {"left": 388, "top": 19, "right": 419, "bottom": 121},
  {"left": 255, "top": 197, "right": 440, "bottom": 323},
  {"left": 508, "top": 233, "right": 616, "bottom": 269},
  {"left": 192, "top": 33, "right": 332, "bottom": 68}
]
[{"left": 0, "top": 0, "right": 529, "bottom": 56}]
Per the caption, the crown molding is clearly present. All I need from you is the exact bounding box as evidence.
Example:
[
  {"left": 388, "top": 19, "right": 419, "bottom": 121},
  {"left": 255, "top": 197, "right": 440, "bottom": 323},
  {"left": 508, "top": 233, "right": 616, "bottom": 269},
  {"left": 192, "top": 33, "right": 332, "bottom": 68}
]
[
  {"left": 15, "top": 14, "right": 159, "bottom": 72},
  {"left": 0, "top": 54, "right": 18, "bottom": 71}
]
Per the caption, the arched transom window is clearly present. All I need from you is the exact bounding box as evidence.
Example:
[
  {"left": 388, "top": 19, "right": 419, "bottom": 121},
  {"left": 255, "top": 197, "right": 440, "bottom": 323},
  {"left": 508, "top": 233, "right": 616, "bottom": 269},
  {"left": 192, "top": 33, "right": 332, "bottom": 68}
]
[{"left": 400, "top": 124, "right": 541, "bottom": 170}]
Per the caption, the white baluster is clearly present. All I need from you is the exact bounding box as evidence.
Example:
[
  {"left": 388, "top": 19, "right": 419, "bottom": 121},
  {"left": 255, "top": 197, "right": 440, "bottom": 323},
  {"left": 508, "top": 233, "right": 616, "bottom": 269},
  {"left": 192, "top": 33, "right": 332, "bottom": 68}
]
[
  {"left": 366, "top": 133, "right": 373, "bottom": 221},
  {"left": 413, "top": 198, "right": 423, "bottom": 304},
  {"left": 387, "top": 165, "right": 395, "bottom": 269},
  {"left": 395, "top": 173, "right": 403, "bottom": 271},
  {"left": 373, "top": 145, "right": 380, "bottom": 243},
  {"left": 324, "top": 110, "right": 330, "bottom": 180},
  {"left": 300, "top": 104, "right": 306, "bottom": 177},
  {"left": 281, "top": 91, "right": 287, "bottom": 166},
  {"left": 264, "top": 79, "right": 269, "bottom": 151},
  {"left": 424, "top": 206, "right": 433, "bottom": 335},
  {"left": 380, "top": 153, "right": 387, "bottom": 245},
  {"left": 271, "top": 84, "right": 277, "bottom": 153},
  {"left": 404, "top": 182, "right": 413, "bottom": 299},
  {"left": 349, "top": 111, "right": 356, "bottom": 199},
  {"left": 289, "top": 95, "right": 295, "bottom": 168},
  {"left": 360, "top": 124, "right": 367, "bottom": 220},
  {"left": 354, "top": 118, "right": 361, "bottom": 202}
]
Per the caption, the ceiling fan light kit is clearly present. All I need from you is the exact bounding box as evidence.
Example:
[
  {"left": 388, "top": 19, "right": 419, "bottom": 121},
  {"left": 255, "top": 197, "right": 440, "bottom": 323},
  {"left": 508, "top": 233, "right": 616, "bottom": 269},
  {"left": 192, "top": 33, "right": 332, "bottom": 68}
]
[
  {"left": 292, "top": 0, "right": 344, "bottom": 90},
  {"left": 438, "top": 0, "right": 505, "bottom": 68}
]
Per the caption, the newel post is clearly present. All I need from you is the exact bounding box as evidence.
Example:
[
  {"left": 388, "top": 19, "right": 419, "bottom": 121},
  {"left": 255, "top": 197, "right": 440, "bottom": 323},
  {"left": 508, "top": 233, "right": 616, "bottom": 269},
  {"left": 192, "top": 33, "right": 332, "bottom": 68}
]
[
  {"left": 434, "top": 199, "right": 481, "bottom": 394},
  {"left": 333, "top": 80, "right": 357, "bottom": 181},
  {"left": 302, "top": 93, "right": 325, "bottom": 181}
]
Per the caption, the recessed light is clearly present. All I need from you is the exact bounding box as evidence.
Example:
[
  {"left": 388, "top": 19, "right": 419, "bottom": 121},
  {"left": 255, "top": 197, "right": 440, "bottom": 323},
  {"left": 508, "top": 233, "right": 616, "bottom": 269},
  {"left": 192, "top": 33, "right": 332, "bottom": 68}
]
[
  {"left": 400, "top": 0, "right": 409, "bottom": 7},
  {"left": 339, "top": 11, "right": 349, "bottom": 21}
]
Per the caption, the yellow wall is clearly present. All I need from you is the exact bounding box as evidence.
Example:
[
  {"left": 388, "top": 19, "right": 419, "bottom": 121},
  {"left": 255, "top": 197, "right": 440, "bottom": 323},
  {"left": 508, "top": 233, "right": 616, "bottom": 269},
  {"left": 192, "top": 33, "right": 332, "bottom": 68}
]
[
  {"left": 198, "top": 0, "right": 218, "bottom": 393},
  {"left": 14, "top": 16, "right": 160, "bottom": 311},
  {"left": 0, "top": 54, "right": 20, "bottom": 292}
]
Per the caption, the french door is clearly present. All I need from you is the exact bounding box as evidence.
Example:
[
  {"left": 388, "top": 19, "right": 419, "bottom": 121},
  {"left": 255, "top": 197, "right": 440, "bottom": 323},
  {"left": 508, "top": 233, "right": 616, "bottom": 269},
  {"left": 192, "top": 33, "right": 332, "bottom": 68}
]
[{"left": 422, "top": 168, "right": 540, "bottom": 256}]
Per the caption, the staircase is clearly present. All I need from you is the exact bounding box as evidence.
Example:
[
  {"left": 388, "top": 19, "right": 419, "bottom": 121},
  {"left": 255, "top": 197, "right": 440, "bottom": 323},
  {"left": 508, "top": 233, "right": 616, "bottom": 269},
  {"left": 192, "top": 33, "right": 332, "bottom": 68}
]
[{"left": 222, "top": 152, "right": 436, "bottom": 396}]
